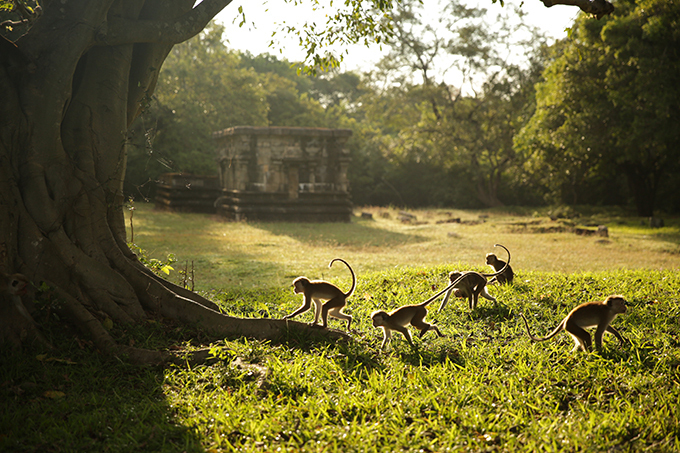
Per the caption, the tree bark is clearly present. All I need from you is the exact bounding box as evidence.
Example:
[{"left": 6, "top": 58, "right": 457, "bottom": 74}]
[{"left": 621, "top": 163, "right": 659, "bottom": 217}]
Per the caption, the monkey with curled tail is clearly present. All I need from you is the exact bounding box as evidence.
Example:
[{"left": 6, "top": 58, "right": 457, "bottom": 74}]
[
  {"left": 485, "top": 250, "right": 514, "bottom": 284},
  {"left": 284, "top": 258, "right": 355, "bottom": 330}
]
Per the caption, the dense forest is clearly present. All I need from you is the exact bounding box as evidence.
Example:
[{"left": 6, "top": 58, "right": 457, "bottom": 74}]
[{"left": 125, "top": 0, "right": 680, "bottom": 215}]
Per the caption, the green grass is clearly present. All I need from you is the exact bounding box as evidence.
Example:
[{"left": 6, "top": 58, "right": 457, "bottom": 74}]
[
  {"left": 125, "top": 203, "right": 680, "bottom": 292},
  {"left": 2, "top": 204, "right": 680, "bottom": 452}
]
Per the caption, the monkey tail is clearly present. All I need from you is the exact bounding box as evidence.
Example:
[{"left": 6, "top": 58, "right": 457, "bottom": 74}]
[
  {"left": 329, "top": 258, "right": 356, "bottom": 298},
  {"left": 418, "top": 272, "right": 469, "bottom": 308},
  {"left": 519, "top": 313, "right": 563, "bottom": 342},
  {"left": 482, "top": 243, "right": 511, "bottom": 278}
]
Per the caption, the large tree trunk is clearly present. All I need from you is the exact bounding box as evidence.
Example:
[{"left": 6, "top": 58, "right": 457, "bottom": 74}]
[
  {"left": 621, "top": 163, "right": 660, "bottom": 217},
  {"left": 0, "top": 0, "right": 347, "bottom": 364}
]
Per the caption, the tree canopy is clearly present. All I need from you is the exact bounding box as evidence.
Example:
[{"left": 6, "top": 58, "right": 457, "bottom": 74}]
[{"left": 515, "top": 0, "right": 680, "bottom": 215}]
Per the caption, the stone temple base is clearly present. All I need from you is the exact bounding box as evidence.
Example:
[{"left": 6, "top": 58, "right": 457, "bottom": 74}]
[
  {"left": 155, "top": 173, "right": 220, "bottom": 213},
  {"left": 216, "top": 190, "right": 352, "bottom": 222}
]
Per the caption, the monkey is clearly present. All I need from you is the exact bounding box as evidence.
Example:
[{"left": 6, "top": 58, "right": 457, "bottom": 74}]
[
  {"left": 371, "top": 297, "right": 445, "bottom": 349},
  {"left": 1, "top": 272, "right": 31, "bottom": 319},
  {"left": 439, "top": 270, "right": 498, "bottom": 312},
  {"left": 485, "top": 251, "right": 514, "bottom": 284},
  {"left": 284, "top": 258, "right": 355, "bottom": 330},
  {"left": 0, "top": 272, "right": 52, "bottom": 349},
  {"left": 437, "top": 244, "right": 511, "bottom": 312},
  {"left": 519, "top": 295, "right": 628, "bottom": 352},
  {"left": 1, "top": 272, "right": 29, "bottom": 295}
]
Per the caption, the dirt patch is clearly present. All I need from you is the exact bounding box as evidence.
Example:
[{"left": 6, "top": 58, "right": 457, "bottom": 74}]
[{"left": 506, "top": 219, "right": 608, "bottom": 237}]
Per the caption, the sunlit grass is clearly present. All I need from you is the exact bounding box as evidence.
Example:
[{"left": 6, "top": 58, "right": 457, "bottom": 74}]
[
  {"left": 126, "top": 203, "right": 680, "bottom": 291},
  {"left": 158, "top": 268, "right": 680, "bottom": 452}
]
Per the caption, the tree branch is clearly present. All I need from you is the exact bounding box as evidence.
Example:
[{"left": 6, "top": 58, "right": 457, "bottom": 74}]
[
  {"left": 540, "top": 0, "right": 614, "bottom": 19},
  {"left": 98, "top": 0, "right": 233, "bottom": 46}
]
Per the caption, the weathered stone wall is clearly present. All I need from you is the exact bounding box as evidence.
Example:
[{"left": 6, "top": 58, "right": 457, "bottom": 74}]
[
  {"left": 213, "top": 127, "right": 353, "bottom": 222},
  {"left": 155, "top": 173, "right": 220, "bottom": 213}
]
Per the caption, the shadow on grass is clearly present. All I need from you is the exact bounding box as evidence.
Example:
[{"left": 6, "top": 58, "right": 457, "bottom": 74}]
[
  {"left": 472, "top": 303, "right": 514, "bottom": 321},
  {"left": 0, "top": 342, "right": 205, "bottom": 453},
  {"left": 398, "top": 341, "right": 465, "bottom": 368},
  {"left": 254, "top": 220, "right": 428, "bottom": 248}
]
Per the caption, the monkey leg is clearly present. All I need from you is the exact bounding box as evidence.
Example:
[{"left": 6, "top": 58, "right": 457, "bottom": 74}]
[
  {"left": 380, "top": 328, "right": 392, "bottom": 349},
  {"left": 380, "top": 326, "right": 392, "bottom": 349},
  {"left": 321, "top": 297, "right": 345, "bottom": 328},
  {"left": 328, "top": 306, "right": 352, "bottom": 330},
  {"left": 412, "top": 319, "right": 432, "bottom": 338},
  {"left": 605, "top": 325, "right": 627, "bottom": 346},
  {"left": 567, "top": 326, "right": 591, "bottom": 352},
  {"left": 430, "top": 324, "right": 445, "bottom": 337},
  {"left": 411, "top": 317, "right": 444, "bottom": 339},
  {"left": 395, "top": 325, "right": 414, "bottom": 347},
  {"left": 418, "top": 323, "right": 445, "bottom": 338},
  {"left": 469, "top": 294, "right": 478, "bottom": 311},
  {"left": 311, "top": 299, "right": 323, "bottom": 325},
  {"left": 479, "top": 287, "right": 496, "bottom": 303}
]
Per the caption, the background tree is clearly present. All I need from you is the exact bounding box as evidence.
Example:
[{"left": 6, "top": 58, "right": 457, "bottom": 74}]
[
  {"left": 354, "top": 0, "right": 548, "bottom": 207},
  {"left": 515, "top": 0, "right": 680, "bottom": 215}
]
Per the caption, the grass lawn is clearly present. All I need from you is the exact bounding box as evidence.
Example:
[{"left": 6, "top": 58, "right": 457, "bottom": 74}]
[
  {"left": 2, "top": 203, "right": 679, "bottom": 452},
  {"left": 125, "top": 203, "right": 680, "bottom": 292}
]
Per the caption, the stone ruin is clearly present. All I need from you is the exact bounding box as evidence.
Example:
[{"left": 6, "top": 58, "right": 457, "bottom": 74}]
[
  {"left": 213, "top": 126, "right": 353, "bottom": 222},
  {"left": 155, "top": 173, "right": 220, "bottom": 213}
]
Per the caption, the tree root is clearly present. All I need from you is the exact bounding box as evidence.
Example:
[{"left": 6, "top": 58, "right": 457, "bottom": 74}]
[
  {"left": 0, "top": 292, "right": 53, "bottom": 351},
  {"left": 49, "top": 274, "right": 351, "bottom": 366},
  {"left": 7, "top": 185, "right": 349, "bottom": 363}
]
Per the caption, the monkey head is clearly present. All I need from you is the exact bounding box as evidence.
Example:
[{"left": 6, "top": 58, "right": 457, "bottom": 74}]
[
  {"left": 448, "top": 271, "right": 463, "bottom": 282},
  {"left": 8, "top": 274, "right": 29, "bottom": 296},
  {"left": 371, "top": 310, "right": 389, "bottom": 327},
  {"left": 485, "top": 253, "right": 498, "bottom": 265},
  {"left": 605, "top": 295, "right": 627, "bottom": 314},
  {"left": 292, "top": 277, "right": 310, "bottom": 294}
]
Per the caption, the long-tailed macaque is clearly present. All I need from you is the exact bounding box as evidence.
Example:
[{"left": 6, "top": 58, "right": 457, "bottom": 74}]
[
  {"left": 1, "top": 272, "right": 29, "bottom": 295},
  {"left": 0, "top": 272, "right": 52, "bottom": 349},
  {"left": 520, "top": 295, "right": 628, "bottom": 352},
  {"left": 438, "top": 244, "right": 511, "bottom": 312},
  {"left": 486, "top": 251, "right": 514, "bottom": 284},
  {"left": 439, "top": 271, "right": 497, "bottom": 312},
  {"left": 371, "top": 297, "right": 444, "bottom": 349},
  {"left": 284, "top": 258, "right": 355, "bottom": 330},
  {"left": 1, "top": 272, "right": 31, "bottom": 319}
]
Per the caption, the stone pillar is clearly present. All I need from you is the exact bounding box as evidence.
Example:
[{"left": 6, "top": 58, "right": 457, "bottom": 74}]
[
  {"left": 287, "top": 164, "right": 299, "bottom": 199},
  {"left": 308, "top": 163, "right": 316, "bottom": 192}
]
